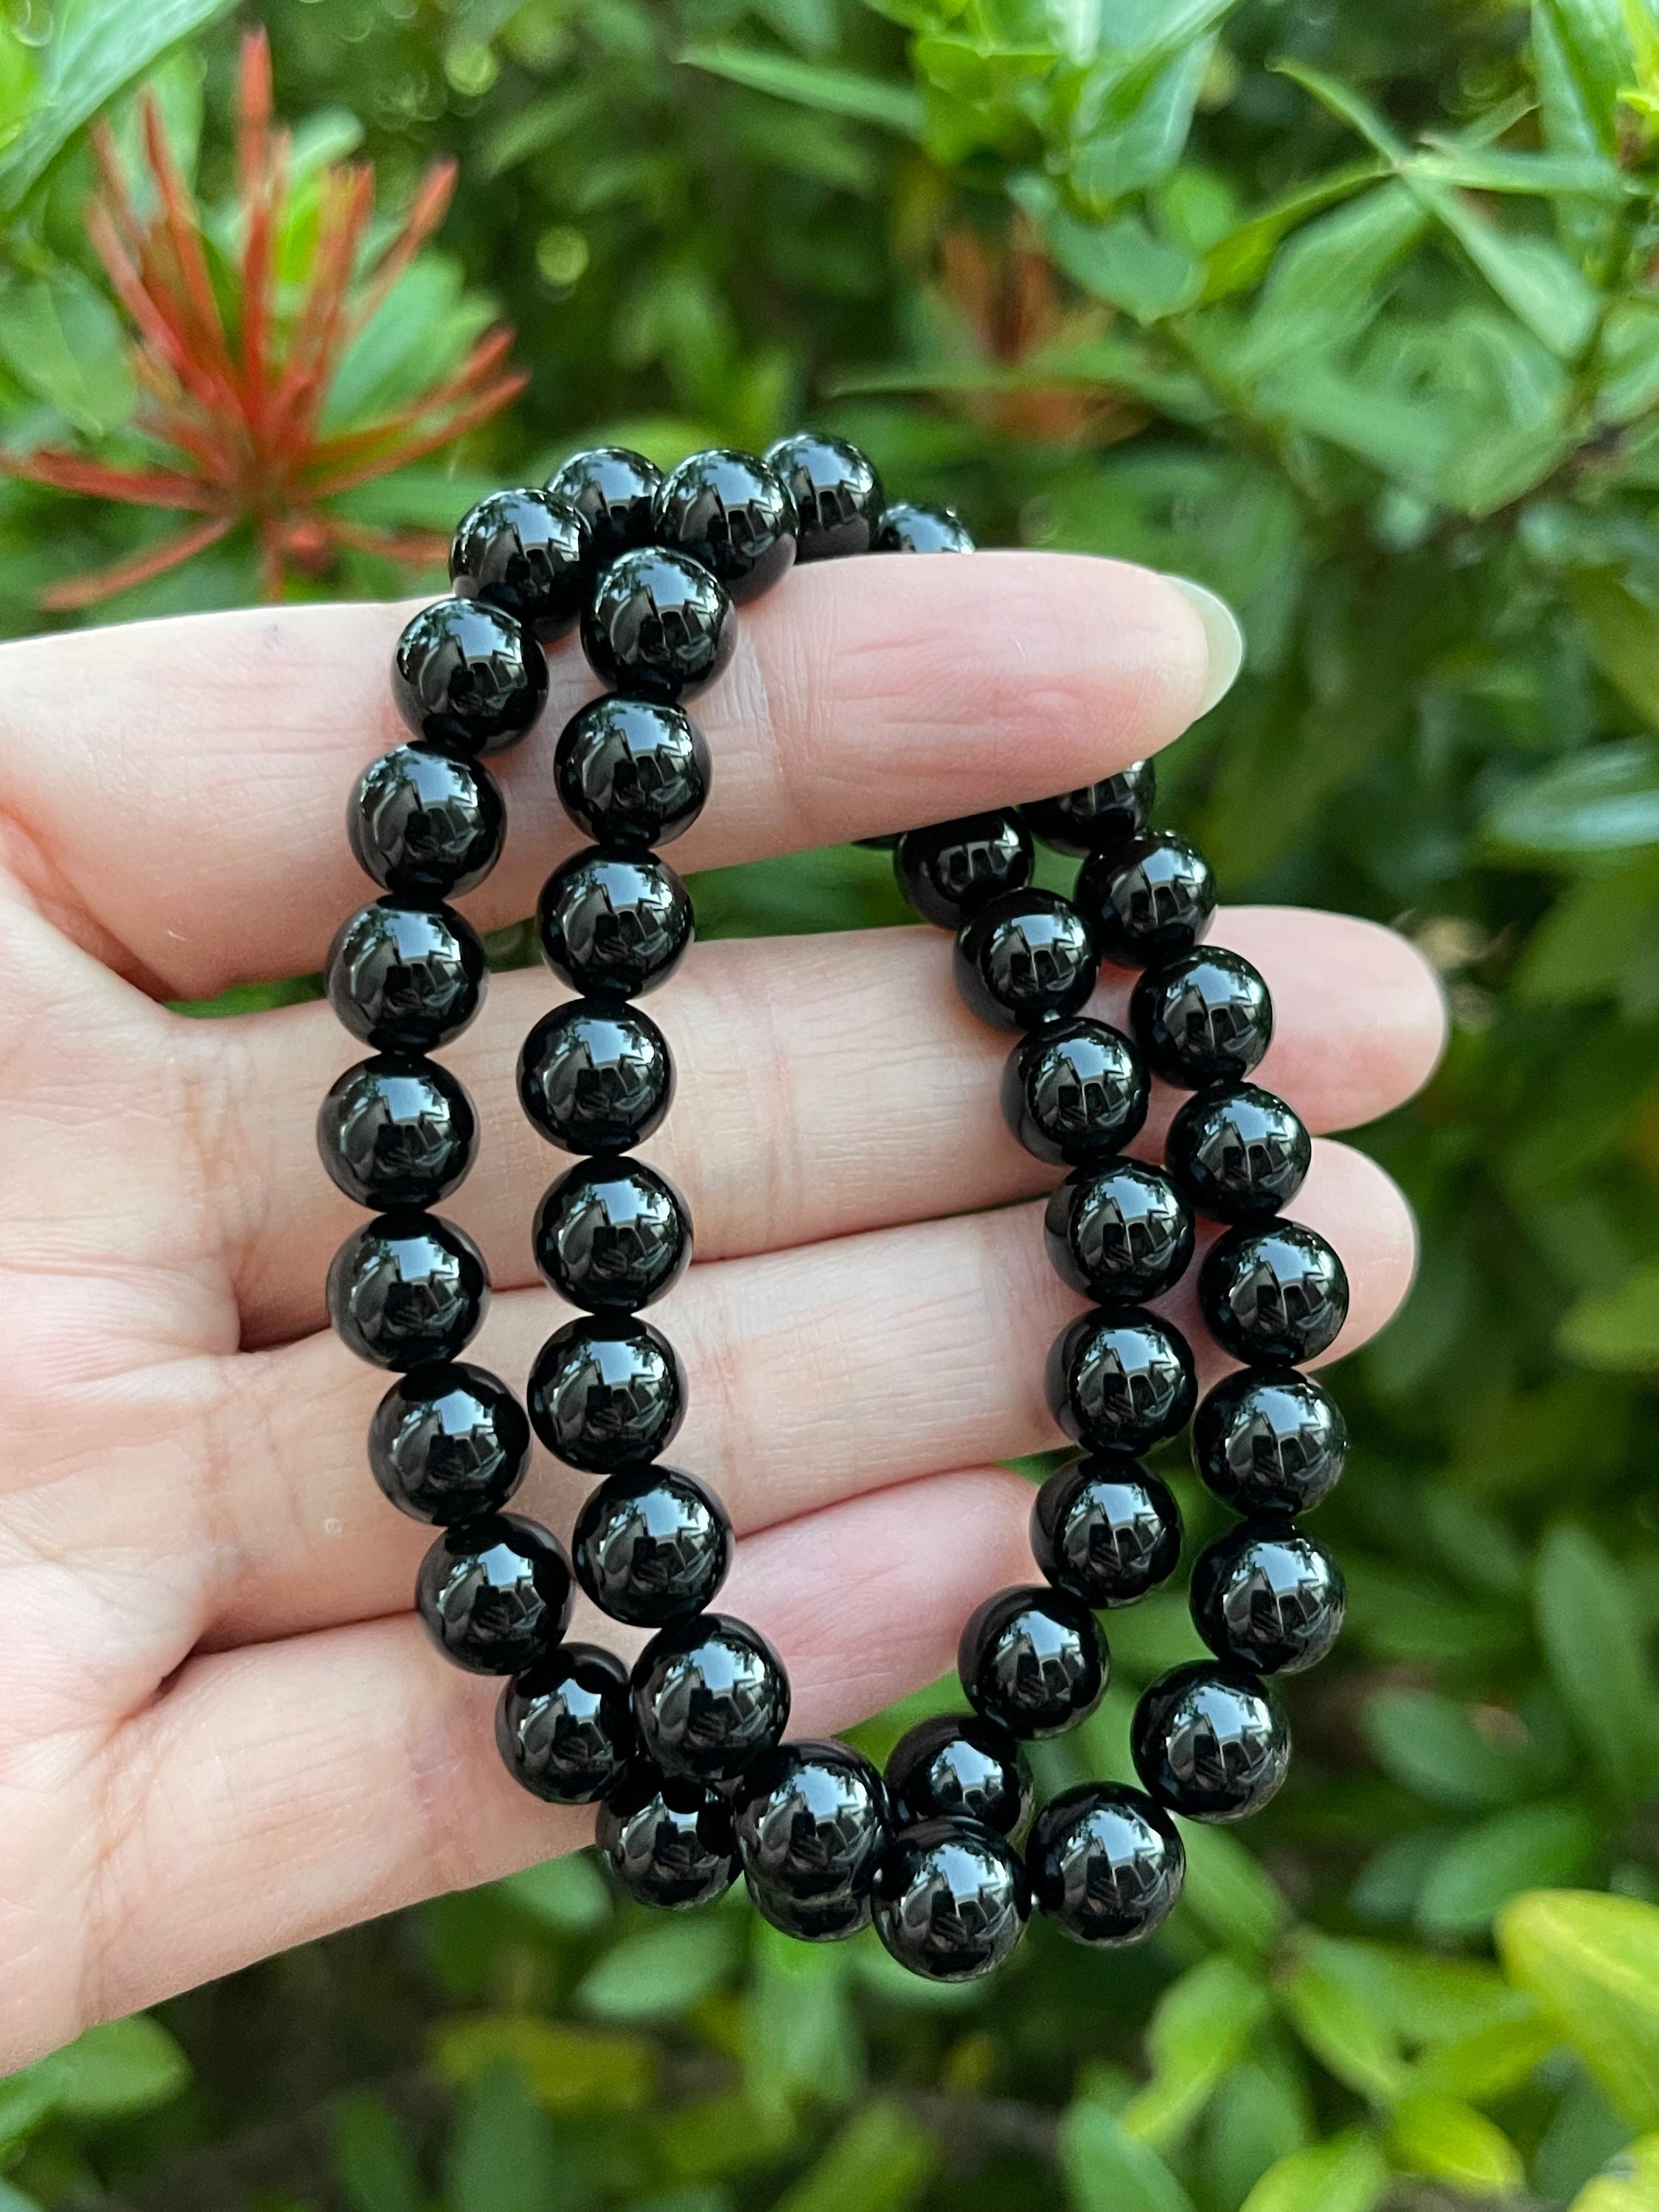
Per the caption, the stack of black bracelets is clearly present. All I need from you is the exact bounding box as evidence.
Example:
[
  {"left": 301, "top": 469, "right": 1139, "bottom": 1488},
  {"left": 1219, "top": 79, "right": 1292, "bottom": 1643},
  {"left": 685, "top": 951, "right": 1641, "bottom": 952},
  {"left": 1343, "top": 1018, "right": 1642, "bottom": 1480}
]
[{"left": 319, "top": 433, "right": 1349, "bottom": 1983}]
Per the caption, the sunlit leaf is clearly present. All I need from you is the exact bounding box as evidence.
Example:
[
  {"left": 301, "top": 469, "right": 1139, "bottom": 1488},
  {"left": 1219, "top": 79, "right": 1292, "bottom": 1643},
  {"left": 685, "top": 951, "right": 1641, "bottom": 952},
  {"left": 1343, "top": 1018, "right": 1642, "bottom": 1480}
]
[
  {"left": 1498, "top": 1889, "right": 1659, "bottom": 2128},
  {"left": 676, "top": 44, "right": 924, "bottom": 136},
  {"left": 1059, "top": 2099, "right": 1197, "bottom": 2212},
  {"left": 1238, "top": 2131, "right": 1390, "bottom": 2212},
  {"left": 1388, "top": 2094, "right": 1526, "bottom": 2196}
]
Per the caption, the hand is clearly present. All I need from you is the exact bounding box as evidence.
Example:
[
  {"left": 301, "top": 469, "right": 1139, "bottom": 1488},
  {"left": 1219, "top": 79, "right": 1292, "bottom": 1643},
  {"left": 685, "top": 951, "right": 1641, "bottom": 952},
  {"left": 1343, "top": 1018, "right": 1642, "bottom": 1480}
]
[{"left": 0, "top": 554, "right": 1442, "bottom": 2067}]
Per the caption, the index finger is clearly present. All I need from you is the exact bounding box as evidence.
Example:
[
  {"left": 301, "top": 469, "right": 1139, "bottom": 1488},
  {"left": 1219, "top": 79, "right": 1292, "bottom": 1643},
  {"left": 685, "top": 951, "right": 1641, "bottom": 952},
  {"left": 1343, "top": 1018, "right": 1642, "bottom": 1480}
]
[{"left": 0, "top": 553, "right": 1220, "bottom": 997}]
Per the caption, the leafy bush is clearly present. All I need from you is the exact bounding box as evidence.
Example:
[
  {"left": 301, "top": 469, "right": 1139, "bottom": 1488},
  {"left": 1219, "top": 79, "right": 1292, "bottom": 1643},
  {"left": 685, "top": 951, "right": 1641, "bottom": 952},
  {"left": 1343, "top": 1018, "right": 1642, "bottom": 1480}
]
[{"left": 2, "top": 0, "right": 1659, "bottom": 2207}]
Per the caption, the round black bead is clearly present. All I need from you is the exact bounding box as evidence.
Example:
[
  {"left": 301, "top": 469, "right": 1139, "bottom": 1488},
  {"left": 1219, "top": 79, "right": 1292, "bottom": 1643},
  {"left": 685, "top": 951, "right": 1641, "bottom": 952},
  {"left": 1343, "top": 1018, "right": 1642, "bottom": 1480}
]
[
  {"left": 546, "top": 445, "right": 663, "bottom": 568},
  {"left": 596, "top": 1765, "right": 738, "bottom": 1909},
  {"left": 554, "top": 696, "right": 711, "bottom": 850},
  {"left": 1021, "top": 762, "right": 1156, "bottom": 858},
  {"left": 735, "top": 1739, "right": 890, "bottom": 1938},
  {"left": 519, "top": 1000, "right": 675, "bottom": 1155},
  {"left": 1198, "top": 1222, "right": 1349, "bottom": 1365},
  {"left": 654, "top": 447, "right": 798, "bottom": 602},
  {"left": 326, "top": 1208, "right": 489, "bottom": 1370},
  {"left": 1190, "top": 1522, "right": 1346, "bottom": 1676},
  {"left": 1193, "top": 1370, "right": 1347, "bottom": 1517},
  {"left": 954, "top": 890, "right": 1098, "bottom": 1032},
  {"left": 632, "top": 1612, "right": 791, "bottom": 1784},
  {"left": 532, "top": 1157, "right": 692, "bottom": 1313},
  {"left": 326, "top": 899, "right": 487, "bottom": 1054},
  {"left": 414, "top": 1512, "right": 574, "bottom": 1675},
  {"left": 886, "top": 1714, "right": 1032, "bottom": 1843},
  {"left": 318, "top": 1054, "right": 477, "bottom": 1211},
  {"left": 958, "top": 1585, "right": 1107, "bottom": 1739},
  {"left": 1078, "top": 832, "right": 1217, "bottom": 970},
  {"left": 390, "top": 597, "right": 547, "bottom": 757},
  {"left": 873, "top": 503, "right": 975, "bottom": 554},
  {"left": 347, "top": 745, "right": 504, "bottom": 901},
  {"left": 1031, "top": 1458, "right": 1182, "bottom": 1609},
  {"left": 496, "top": 1642, "right": 636, "bottom": 1804},
  {"left": 1043, "top": 1161, "right": 1194, "bottom": 1307},
  {"left": 1130, "top": 948, "right": 1273, "bottom": 1090},
  {"left": 526, "top": 1313, "right": 686, "bottom": 1472},
  {"left": 1130, "top": 1660, "right": 1291, "bottom": 1823},
  {"left": 1026, "top": 1783, "right": 1185, "bottom": 1947},
  {"left": 1001, "top": 1018, "right": 1149, "bottom": 1168},
  {"left": 537, "top": 849, "right": 693, "bottom": 1000},
  {"left": 764, "top": 431, "right": 883, "bottom": 561},
  {"left": 581, "top": 546, "right": 734, "bottom": 702},
  {"left": 367, "top": 1363, "right": 531, "bottom": 1524},
  {"left": 1046, "top": 1308, "right": 1198, "bottom": 1455},
  {"left": 449, "top": 487, "right": 589, "bottom": 640},
  {"left": 895, "top": 811, "right": 1033, "bottom": 930},
  {"left": 873, "top": 1818, "right": 1029, "bottom": 1982},
  {"left": 572, "top": 1464, "right": 733, "bottom": 1627},
  {"left": 1166, "top": 1085, "right": 1311, "bottom": 1225}
]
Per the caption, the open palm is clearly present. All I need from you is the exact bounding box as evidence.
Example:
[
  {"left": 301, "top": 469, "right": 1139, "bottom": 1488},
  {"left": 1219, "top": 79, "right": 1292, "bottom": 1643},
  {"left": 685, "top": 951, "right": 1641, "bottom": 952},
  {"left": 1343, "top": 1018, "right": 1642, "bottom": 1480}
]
[{"left": 0, "top": 552, "right": 1442, "bottom": 2070}]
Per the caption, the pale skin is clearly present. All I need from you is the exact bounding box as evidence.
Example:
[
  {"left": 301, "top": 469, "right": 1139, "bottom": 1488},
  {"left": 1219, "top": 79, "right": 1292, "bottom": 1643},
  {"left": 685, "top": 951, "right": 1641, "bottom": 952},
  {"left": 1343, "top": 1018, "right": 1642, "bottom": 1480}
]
[{"left": 0, "top": 552, "right": 1445, "bottom": 2070}]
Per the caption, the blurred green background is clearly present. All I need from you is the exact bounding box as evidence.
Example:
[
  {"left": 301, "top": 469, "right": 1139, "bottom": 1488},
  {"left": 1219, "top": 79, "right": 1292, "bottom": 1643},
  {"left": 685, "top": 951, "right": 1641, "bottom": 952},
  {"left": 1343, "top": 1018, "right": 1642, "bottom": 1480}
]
[{"left": 4, "top": 0, "right": 1659, "bottom": 2206}]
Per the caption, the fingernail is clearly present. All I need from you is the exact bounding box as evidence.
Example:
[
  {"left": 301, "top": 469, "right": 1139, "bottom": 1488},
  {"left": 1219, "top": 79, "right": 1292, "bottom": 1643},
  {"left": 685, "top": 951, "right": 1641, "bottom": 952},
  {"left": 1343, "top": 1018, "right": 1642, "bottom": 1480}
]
[{"left": 1164, "top": 574, "right": 1244, "bottom": 714}]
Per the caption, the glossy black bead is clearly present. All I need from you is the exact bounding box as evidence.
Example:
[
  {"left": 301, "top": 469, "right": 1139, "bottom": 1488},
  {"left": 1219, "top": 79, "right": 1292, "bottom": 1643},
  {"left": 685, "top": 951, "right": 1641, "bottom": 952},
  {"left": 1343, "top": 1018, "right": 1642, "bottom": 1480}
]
[
  {"left": 347, "top": 745, "right": 504, "bottom": 901},
  {"left": 496, "top": 1642, "right": 636, "bottom": 1804},
  {"left": 654, "top": 447, "right": 797, "bottom": 602},
  {"left": 1190, "top": 1521, "right": 1346, "bottom": 1676},
  {"left": 596, "top": 1765, "right": 738, "bottom": 1909},
  {"left": 894, "top": 811, "right": 1032, "bottom": 930},
  {"left": 390, "top": 597, "right": 547, "bottom": 757},
  {"left": 1043, "top": 1161, "right": 1194, "bottom": 1307},
  {"left": 886, "top": 1714, "right": 1032, "bottom": 1843},
  {"left": 1031, "top": 1457, "right": 1182, "bottom": 1609},
  {"left": 873, "top": 1818, "right": 1029, "bottom": 1982},
  {"left": 959, "top": 1585, "right": 1107, "bottom": 1740},
  {"left": 572, "top": 1464, "right": 732, "bottom": 1627},
  {"left": 526, "top": 1313, "right": 686, "bottom": 1472},
  {"left": 326, "top": 1208, "right": 489, "bottom": 1370},
  {"left": 1193, "top": 1370, "right": 1347, "bottom": 1517},
  {"left": 1130, "top": 1660, "right": 1291, "bottom": 1823},
  {"left": 1026, "top": 1783, "right": 1186, "bottom": 1947},
  {"left": 1198, "top": 1222, "right": 1349, "bottom": 1365},
  {"left": 318, "top": 1054, "right": 477, "bottom": 1211},
  {"left": 554, "top": 696, "right": 711, "bottom": 850},
  {"left": 632, "top": 1612, "right": 791, "bottom": 1784},
  {"left": 1078, "top": 832, "right": 1217, "bottom": 970},
  {"left": 367, "top": 1363, "right": 531, "bottom": 1524},
  {"left": 532, "top": 1158, "right": 692, "bottom": 1314},
  {"left": 519, "top": 1000, "right": 675, "bottom": 1155},
  {"left": 326, "top": 899, "right": 486, "bottom": 1054},
  {"left": 1046, "top": 1308, "right": 1198, "bottom": 1455},
  {"left": 1166, "top": 1085, "right": 1311, "bottom": 1225},
  {"left": 537, "top": 849, "right": 693, "bottom": 1000},
  {"left": 764, "top": 431, "right": 883, "bottom": 561},
  {"left": 954, "top": 890, "right": 1098, "bottom": 1032},
  {"left": 1130, "top": 947, "right": 1273, "bottom": 1090},
  {"left": 873, "top": 502, "right": 975, "bottom": 554},
  {"left": 546, "top": 445, "right": 663, "bottom": 568},
  {"left": 581, "top": 546, "right": 734, "bottom": 702},
  {"left": 414, "top": 1512, "right": 574, "bottom": 1675},
  {"left": 1021, "top": 762, "right": 1156, "bottom": 858},
  {"left": 449, "top": 487, "right": 589, "bottom": 640},
  {"left": 735, "top": 1739, "right": 890, "bottom": 1937},
  {"left": 1001, "top": 1018, "right": 1150, "bottom": 1167}
]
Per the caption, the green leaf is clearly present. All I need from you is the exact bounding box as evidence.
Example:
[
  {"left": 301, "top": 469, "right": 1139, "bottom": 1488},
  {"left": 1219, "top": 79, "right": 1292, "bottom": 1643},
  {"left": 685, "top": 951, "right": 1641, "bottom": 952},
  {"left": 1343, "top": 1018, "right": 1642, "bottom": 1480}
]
[
  {"left": 1174, "top": 1820, "right": 1294, "bottom": 1954},
  {"left": 333, "top": 2093, "right": 425, "bottom": 2212},
  {"left": 1059, "top": 2099, "right": 1197, "bottom": 2212},
  {"left": 678, "top": 44, "right": 924, "bottom": 135},
  {"left": 768, "top": 2100, "right": 937, "bottom": 2212},
  {"left": 0, "top": 0, "right": 240, "bottom": 207},
  {"left": 0, "top": 266, "right": 133, "bottom": 437},
  {"left": 1562, "top": 1259, "right": 1659, "bottom": 1368},
  {"left": 1533, "top": 0, "right": 1632, "bottom": 158},
  {"left": 1121, "top": 1958, "right": 1270, "bottom": 2148},
  {"left": 1388, "top": 2094, "right": 1527, "bottom": 2195},
  {"left": 1238, "top": 2131, "right": 1390, "bottom": 2212},
  {"left": 1576, "top": 574, "right": 1659, "bottom": 731},
  {"left": 1203, "top": 2060, "right": 1310, "bottom": 2205},
  {"left": 497, "top": 1851, "right": 613, "bottom": 1932},
  {"left": 743, "top": 1923, "right": 863, "bottom": 2123},
  {"left": 1278, "top": 1938, "right": 1406, "bottom": 2103},
  {"left": 431, "top": 2015, "right": 655, "bottom": 2113},
  {"left": 446, "top": 2062, "right": 557, "bottom": 2212},
  {"left": 1068, "top": 26, "right": 1220, "bottom": 206},
  {"left": 1534, "top": 1524, "right": 1659, "bottom": 1801},
  {"left": 1487, "top": 740, "right": 1659, "bottom": 855},
  {"left": 1363, "top": 1690, "right": 1536, "bottom": 1810},
  {"left": 1405, "top": 2013, "right": 1559, "bottom": 2101},
  {"left": 577, "top": 1918, "right": 743, "bottom": 2021},
  {"left": 1402, "top": 144, "right": 1624, "bottom": 195},
  {"left": 1202, "top": 161, "right": 1391, "bottom": 299},
  {"left": 1416, "top": 1803, "right": 1602, "bottom": 1935},
  {"left": 1227, "top": 183, "right": 1428, "bottom": 382},
  {"left": 1570, "top": 2132, "right": 1659, "bottom": 2212},
  {"left": 1498, "top": 1889, "right": 1659, "bottom": 2129},
  {"left": 25, "top": 2016, "right": 191, "bottom": 2120}
]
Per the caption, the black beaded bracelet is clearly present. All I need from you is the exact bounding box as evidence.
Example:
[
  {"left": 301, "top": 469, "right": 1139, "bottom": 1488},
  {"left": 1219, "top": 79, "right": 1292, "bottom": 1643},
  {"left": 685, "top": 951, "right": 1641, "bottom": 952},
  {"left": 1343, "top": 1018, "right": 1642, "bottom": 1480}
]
[{"left": 319, "top": 433, "right": 1350, "bottom": 1985}]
